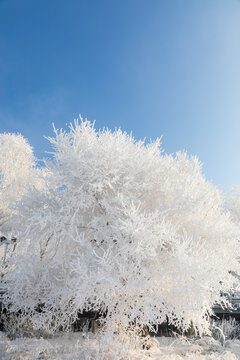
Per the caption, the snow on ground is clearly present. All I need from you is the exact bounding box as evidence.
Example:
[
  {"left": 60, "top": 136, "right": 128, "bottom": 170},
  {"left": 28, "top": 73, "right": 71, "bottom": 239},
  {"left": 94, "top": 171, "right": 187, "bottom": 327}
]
[{"left": 1, "top": 332, "right": 240, "bottom": 360}]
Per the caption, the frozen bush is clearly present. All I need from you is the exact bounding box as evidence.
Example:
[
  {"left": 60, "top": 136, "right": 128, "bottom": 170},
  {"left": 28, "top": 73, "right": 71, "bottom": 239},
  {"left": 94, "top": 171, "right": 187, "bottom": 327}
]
[
  {"left": 211, "top": 318, "right": 240, "bottom": 343},
  {"left": 3, "top": 118, "right": 240, "bottom": 347},
  {"left": 0, "top": 133, "right": 44, "bottom": 234}
]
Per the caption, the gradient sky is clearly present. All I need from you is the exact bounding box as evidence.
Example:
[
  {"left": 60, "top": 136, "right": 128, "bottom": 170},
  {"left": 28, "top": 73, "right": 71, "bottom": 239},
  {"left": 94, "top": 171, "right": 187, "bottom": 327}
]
[{"left": 1, "top": 0, "right": 240, "bottom": 191}]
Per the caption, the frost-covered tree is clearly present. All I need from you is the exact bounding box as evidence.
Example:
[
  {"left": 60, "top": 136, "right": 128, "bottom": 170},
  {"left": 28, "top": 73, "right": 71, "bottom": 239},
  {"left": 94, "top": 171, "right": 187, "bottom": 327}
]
[
  {"left": 0, "top": 133, "right": 46, "bottom": 276},
  {"left": 3, "top": 119, "right": 240, "bottom": 353},
  {"left": 226, "top": 188, "right": 240, "bottom": 225},
  {"left": 0, "top": 133, "right": 43, "bottom": 234}
]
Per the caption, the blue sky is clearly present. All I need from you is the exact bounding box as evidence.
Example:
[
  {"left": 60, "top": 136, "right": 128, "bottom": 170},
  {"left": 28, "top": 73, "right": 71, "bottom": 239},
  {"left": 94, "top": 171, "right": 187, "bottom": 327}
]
[{"left": 1, "top": 0, "right": 240, "bottom": 190}]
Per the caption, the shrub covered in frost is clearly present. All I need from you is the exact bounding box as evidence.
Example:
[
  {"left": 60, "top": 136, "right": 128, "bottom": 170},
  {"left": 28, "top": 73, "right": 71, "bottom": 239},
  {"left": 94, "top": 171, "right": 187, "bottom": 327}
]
[
  {"left": 211, "top": 318, "right": 240, "bottom": 343},
  {"left": 0, "top": 133, "right": 43, "bottom": 234},
  {"left": 3, "top": 119, "right": 240, "bottom": 343}
]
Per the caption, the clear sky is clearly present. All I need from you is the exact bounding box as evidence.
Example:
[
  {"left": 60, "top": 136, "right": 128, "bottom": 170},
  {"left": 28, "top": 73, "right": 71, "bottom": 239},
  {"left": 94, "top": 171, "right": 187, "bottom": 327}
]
[{"left": 0, "top": 0, "right": 240, "bottom": 191}]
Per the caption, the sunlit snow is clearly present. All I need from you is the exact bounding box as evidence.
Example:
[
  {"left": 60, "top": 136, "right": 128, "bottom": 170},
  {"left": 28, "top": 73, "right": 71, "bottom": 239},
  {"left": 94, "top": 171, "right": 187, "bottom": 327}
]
[{"left": 0, "top": 332, "right": 240, "bottom": 360}]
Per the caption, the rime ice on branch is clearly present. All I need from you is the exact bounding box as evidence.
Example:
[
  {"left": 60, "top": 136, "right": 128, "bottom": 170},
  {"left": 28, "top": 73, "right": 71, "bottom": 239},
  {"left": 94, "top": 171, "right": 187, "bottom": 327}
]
[{"left": 3, "top": 118, "right": 240, "bottom": 338}]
